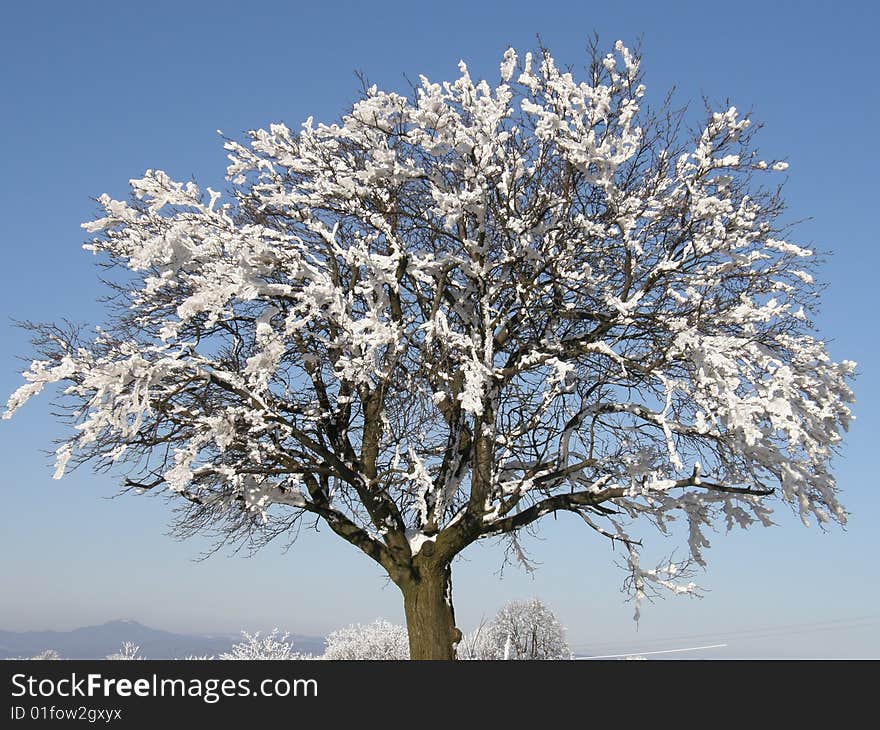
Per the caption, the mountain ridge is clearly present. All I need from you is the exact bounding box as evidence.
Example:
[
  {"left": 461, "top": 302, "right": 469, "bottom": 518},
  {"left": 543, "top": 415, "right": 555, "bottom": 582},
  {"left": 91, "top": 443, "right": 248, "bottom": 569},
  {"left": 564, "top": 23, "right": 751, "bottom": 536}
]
[{"left": 0, "top": 619, "right": 326, "bottom": 659}]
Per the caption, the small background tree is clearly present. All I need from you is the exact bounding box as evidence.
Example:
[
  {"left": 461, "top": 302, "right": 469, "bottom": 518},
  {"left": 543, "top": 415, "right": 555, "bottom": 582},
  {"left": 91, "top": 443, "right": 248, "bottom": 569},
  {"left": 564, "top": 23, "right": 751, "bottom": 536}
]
[
  {"left": 105, "top": 641, "right": 143, "bottom": 660},
  {"left": 463, "top": 599, "right": 570, "bottom": 660},
  {"left": 322, "top": 620, "right": 410, "bottom": 660},
  {"left": 25, "top": 649, "right": 62, "bottom": 661},
  {"left": 219, "top": 629, "right": 306, "bottom": 660}
]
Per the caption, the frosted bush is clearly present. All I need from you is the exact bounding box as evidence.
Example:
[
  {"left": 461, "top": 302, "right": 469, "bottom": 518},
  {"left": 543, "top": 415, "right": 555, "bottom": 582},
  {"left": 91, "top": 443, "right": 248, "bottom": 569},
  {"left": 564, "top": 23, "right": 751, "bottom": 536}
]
[
  {"left": 322, "top": 620, "right": 409, "bottom": 660},
  {"left": 219, "top": 629, "right": 307, "bottom": 660}
]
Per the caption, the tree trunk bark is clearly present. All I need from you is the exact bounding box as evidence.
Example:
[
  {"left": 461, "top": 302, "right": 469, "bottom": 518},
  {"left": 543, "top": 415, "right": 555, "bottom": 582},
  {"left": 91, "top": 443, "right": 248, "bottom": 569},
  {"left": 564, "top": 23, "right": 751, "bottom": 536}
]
[{"left": 401, "top": 562, "right": 461, "bottom": 660}]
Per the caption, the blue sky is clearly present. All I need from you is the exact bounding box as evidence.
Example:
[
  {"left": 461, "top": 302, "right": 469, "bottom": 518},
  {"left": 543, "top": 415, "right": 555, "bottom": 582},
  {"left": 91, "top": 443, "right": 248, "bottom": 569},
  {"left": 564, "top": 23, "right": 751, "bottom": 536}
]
[{"left": 1, "top": 0, "right": 878, "bottom": 658}]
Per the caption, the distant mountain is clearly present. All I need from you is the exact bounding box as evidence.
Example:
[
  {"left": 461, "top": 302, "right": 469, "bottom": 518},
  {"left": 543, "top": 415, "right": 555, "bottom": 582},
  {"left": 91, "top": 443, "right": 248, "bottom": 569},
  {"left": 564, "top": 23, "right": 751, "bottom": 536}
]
[{"left": 0, "top": 620, "right": 326, "bottom": 659}]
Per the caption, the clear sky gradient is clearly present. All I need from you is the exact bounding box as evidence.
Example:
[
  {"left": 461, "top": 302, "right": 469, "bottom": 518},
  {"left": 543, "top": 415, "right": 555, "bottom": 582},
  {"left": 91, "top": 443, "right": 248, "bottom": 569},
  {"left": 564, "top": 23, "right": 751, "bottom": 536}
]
[{"left": 1, "top": 0, "right": 877, "bottom": 658}]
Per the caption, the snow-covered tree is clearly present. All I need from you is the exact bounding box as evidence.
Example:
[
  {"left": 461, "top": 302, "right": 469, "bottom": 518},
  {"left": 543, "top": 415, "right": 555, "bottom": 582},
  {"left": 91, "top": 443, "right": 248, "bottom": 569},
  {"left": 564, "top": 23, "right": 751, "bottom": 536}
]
[
  {"left": 464, "top": 599, "right": 569, "bottom": 660},
  {"left": 219, "top": 629, "right": 305, "bottom": 660},
  {"left": 4, "top": 39, "right": 855, "bottom": 659},
  {"left": 105, "top": 641, "right": 143, "bottom": 660},
  {"left": 322, "top": 620, "right": 410, "bottom": 660},
  {"left": 26, "top": 649, "right": 62, "bottom": 660}
]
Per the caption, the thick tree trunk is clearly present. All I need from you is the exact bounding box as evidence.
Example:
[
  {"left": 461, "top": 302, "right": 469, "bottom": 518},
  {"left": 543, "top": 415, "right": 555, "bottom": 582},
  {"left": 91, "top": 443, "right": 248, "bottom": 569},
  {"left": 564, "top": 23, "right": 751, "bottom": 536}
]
[{"left": 400, "top": 562, "right": 461, "bottom": 660}]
